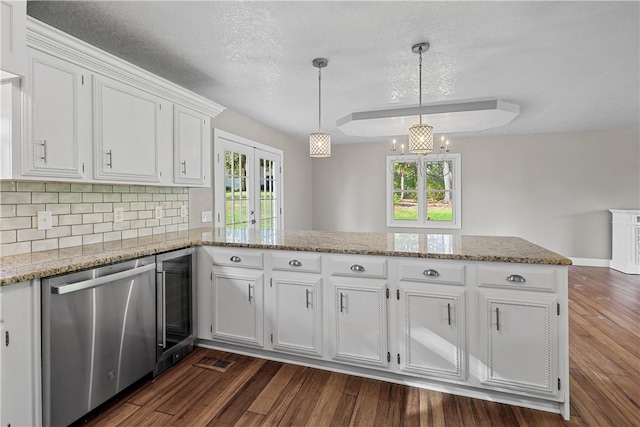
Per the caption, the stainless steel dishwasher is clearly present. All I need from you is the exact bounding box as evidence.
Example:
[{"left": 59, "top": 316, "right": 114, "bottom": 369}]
[{"left": 42, "top": 256, "right": 156, "bottom": 427}]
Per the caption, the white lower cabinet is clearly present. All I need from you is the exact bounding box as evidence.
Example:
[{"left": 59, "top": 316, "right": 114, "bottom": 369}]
[
  {"left": 478, "top": 288, "right": 560, "bottom": 398},
  {"left": 212, "top": 268, "right": 264, "bottom": 348},
  {"left": 397, "top": 281, "right": 466, "bottom": 381},
  {"left": 271, "top": 275, "right": 322, "bottom": 357},
  {"left": 0, "top": 280, "right": 40, "bottom": 427},
  {"left": 330, "top": 279, "right": 388, "bottom": 369}
]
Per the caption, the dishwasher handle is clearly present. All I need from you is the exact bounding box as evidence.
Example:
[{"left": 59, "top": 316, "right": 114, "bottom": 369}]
[{"left": 51, "top": 263, "right": 156, "bottom": 295}]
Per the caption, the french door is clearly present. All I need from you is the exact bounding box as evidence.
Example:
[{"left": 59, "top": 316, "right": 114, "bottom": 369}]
[{"left": 213, "top": 130, "right": 283, "bottom": 230}]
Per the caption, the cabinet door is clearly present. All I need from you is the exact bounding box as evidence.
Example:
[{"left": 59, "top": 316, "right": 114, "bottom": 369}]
[
  {"left": 93, "top": 74, "right": 160, "bottom": 182},
  {"left": 398, "top": 282, "right": 466, "bottom": 381},
  {"left": 272, "top": 276, "right": 322, "bottom": 357},
  {"left": 0, "top": 0, "right": 27, "bottom": 77},
  {"left": 331, "top": 280, "right": 388, "bottom": 368},
  {"left": 212, "top": 269, "right": 264, "bottom": 347},
  {"left": 479, "top": 289, "right": 559, "bottom": 398},
  {"left": 23, "top": 49, "right": 88, "bottom": 178},
  {"left": 0, "top": 281, "right": 36, "bottom": 427},
  {"left": 173, "top": 104, "right": 209, "bottom": 186}
]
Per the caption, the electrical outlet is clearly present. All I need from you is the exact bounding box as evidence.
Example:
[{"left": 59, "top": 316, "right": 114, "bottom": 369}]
[
  {"left": 37, "top": 211, "right": 52, "bottom": 230},
  {"left": 201, "top": 211, "right": 212, "bottom": 222},
  {"left": 114, "top": 208, "right": 124, "bottom": 223},
  {"left": 155, "top": 206, "right": 163, "bottom": 219},
  {"left": 180, "top": 205, "right": 188, "bottom": 218}
]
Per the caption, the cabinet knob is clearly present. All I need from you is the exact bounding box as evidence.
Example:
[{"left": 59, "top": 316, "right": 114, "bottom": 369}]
[
  {"left": 423, "top": 269, "right": 440, "bottom": 277},
  {"left": 506, "top": 274, "right": 526, "bottom": 283},
  {"left": 230, "top": 256, "right": 241, "bottom": 263},
  {"left": 350, "top": 264, "right": 365, "bottom": 272},
  {"left": 289, "top": 259, "right": 302, "bottom": 267}
]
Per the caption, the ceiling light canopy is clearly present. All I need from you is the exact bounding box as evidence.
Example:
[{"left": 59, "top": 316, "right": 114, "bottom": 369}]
[{"left": 309, "top": 58, "right": 331, "bottom": 158}]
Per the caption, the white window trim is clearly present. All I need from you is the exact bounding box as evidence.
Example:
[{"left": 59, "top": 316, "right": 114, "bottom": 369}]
[
  {"left": 386, "top": 153, "right": 461, "bottom": 229},
  {"left": 213, "top": 129, "right": 284, "bottom": 229}
]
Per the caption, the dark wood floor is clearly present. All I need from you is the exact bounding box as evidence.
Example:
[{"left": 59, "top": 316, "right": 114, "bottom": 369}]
[{"left": 81, "top": 266, "right": 639, "bottom": 426}]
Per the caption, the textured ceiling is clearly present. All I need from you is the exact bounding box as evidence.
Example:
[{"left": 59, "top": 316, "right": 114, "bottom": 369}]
[{"left": 27, "top": 1, "right": 640, "bottom": 144}]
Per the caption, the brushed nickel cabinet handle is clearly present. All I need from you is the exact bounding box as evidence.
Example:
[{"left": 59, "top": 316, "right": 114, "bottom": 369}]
[
  {"left": 248, "top": 283, "right": 253, "bottom": 303},
  {"left": 339, "top": 292, "right": 345, "bottom": 312},
  {"left": 181, "top": 160, "right": 187, "bottom": 175},
  {"left": 496, "top": 307, "right": 500, "bottom": 331},
  {"left": 289, "top": 259, "right": 302, "bottom": 267},
  {"left": 424, "top": 269, "right": 440, "bottom": 277},
  {"left": 230, "top": 256, "right": 241, "bottom": 263},
  {"left": 506, "top": 274, "right": 526, "bottom": 283},
  {"left": 350, "top": 264, "right": 365, "bottom": 272},
  {"left": 447, "top": 303, "right": 451, "bottom": 325},
  {"left": 106, "top": 149, "right": 113, "bottom": 168},
  {"left": 40, "top": 140, "right": 47, "bottom": 163},
  {"left": 305, "top": 289, "right": 311, "bottom": 308}
]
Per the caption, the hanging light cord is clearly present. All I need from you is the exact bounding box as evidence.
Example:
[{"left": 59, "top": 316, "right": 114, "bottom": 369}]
[
  {"left": 317, "top": 66, "right": 322, "bottom": 132},
  {"left": 418, "top": 45, "right": 423, "bottom": 126}
]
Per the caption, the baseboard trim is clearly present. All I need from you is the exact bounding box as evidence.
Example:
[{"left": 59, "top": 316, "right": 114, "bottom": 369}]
[{"left": 569, "top": 257, "right": 610, "bottom": 267}]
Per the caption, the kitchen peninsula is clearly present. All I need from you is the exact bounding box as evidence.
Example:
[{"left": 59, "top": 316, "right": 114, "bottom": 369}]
[{"left": 0, "top": 228, "right": 571, "bottom": 421}]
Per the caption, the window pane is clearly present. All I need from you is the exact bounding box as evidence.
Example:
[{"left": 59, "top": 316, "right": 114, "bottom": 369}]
[
  {"left": 426, "top": 191, "right": 453, "bottom": 221},
  {"left": 394, "top": 191, "right": 418, "bottom": 220},
  {"left": 394, "top": 162, "right": 418, "bottom": 191},
  {"left": 426, "top": 160, "right": 454, "bottom": 191}
]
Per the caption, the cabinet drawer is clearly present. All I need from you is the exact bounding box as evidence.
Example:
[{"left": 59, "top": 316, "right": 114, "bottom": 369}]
[
  {"left": 477, "top": 265, "right": 556, "bottom": 292},
  {"left": 399, "top": 261, "right": 465, "bottom": 285},
  {"left": 211, "top": 249, "right": 263, "bottom": 269},
  {"left": 330, "top": 256, "right": 387, "bottom": 279},
  {"left": 272, "top": 252, "right": 322, "bottom": 273}
]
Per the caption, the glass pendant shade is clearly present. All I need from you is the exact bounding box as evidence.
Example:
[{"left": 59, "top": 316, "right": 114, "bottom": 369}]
[
  {"left": 309, "top": 132, "right": 331, "bottom": 157},
  {"left": 408, "top": 122, "right": 433, "bottom": 154}
]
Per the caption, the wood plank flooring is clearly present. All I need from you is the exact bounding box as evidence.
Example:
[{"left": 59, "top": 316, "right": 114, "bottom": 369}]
[{"left": 78, "top": 266, "right": 639, "bottom": 427}]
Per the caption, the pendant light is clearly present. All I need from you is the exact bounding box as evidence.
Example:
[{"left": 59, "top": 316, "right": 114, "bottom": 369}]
[
  {"left": 309, "top": 58, "right": 331, "bottom": 158},
  {"left": 408, "top": 42, "right": 433, "bottom": 154}
]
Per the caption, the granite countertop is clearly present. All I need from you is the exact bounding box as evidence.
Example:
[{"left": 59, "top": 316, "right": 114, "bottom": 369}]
[{"left": 0, "top": 228, "right": 571, "bottom": 286}]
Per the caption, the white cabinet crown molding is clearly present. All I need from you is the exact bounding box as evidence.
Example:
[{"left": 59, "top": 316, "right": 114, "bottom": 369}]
[{"left": 25, "top": 17, "right": 225, "bottom": 118}]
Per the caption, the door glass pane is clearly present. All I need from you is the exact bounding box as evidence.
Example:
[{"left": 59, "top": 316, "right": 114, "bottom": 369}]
[
  {"left": 393, "top": 161, "right": 418, "bottom": 221},
  {"left": 258, "top": 155, "right": 278, "bottom": 230},
  {"left": 225, "top": 151, "right": 251, "bottom": 228}
]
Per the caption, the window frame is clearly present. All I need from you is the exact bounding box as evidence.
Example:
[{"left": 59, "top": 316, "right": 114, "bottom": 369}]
[{"left": 385, "top": 153, "right": 461, "bottom": 229}]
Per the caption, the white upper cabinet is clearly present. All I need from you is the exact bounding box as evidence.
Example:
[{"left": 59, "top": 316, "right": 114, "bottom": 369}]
[
  {"left": 93, "top": 74, "right": 160, "bottom": 182},
  {"left": 173, "top": 104, "right": 210, "bottom": 186},
  {"left": 0, "top": 1, "right": 27, "bottom": 77},
  {"left": 12, "top": 17, "right": 224, "bottom": 185},
  {"left": 23, "top": 48, "right": 89, "bottom": 179}
]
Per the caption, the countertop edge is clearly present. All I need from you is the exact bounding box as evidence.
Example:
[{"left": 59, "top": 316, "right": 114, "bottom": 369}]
[{"left": 1, "top": 231, "right": 572, "bottom": 286}]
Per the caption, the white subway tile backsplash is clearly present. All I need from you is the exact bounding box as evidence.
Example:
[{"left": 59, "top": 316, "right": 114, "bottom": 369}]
[
  {"left": 59, "top": 192, "right": 83, "bottom": 203},
  {"left": 0, "top": 217, "right": 33, "bottom": 231},
  {"left": 59, "top": 235, "right": 82, "bottom": 248},
  {"left": 17, "top": 229, "right": 46, "bottom": 242},
  {"left": 71, "top": 203, "right": 93, "bottom": 214},
  {"left": 16, "top": 204, "right": 46, "bottom": 216},
  {"left": 46, "top": 226, "right": 71, "bottom": 239},
  {"left": 32, "top": 238, "right": 59, "bottom": 252},
  {"left": 82, "top": 213, "right": 104, "bottom": 224},
  {"left": 0, "top": 230, "right": 16, "bottom": 244},
  {"left": 0, "top": 192, "right": 31, "bottom": 204},
  {"left": 59, "top": 214, "right": 83, "bottom": 226},
  {"left": 1, "top": 181, "right": 189, "bottom": 255},
  {"left": 0, "top": 241, "right": 31, "bottom": 256},
  {"left": 32, "top": 192, "right": 58, "bottom": 203},
  {"left": 82, "top": 234, "right": 103, "bottom": 245},
  {"left": 83, "top": 193, "right": 103, "bottom": 203}
]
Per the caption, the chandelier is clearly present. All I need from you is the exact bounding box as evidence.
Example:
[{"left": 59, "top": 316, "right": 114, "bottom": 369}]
[
  {"left": 309, "top": 58, "right": 331, "bottom": 158},
  {"left": 408, "top": 42, "right": 433, "bottom": 154}
]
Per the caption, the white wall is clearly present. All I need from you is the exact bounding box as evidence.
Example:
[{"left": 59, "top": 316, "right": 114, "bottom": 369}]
[
  {"left": 189, "top": 109, "right": 313, "bottom": 230},
  {"left": 312, "top": 128, "right": 640, "bottom": 260}
]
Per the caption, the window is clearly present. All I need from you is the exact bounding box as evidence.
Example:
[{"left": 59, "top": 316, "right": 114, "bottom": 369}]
[
  {"left": 386, "top": 153, "right": 461, "bottom": 229},
  {"left": 214, "top": 130, "right": 283, "bottom": 230}
]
